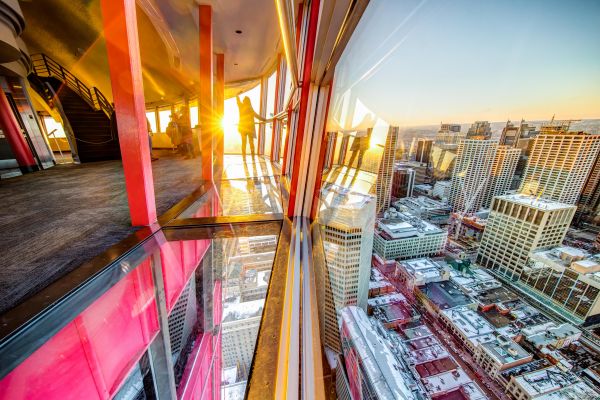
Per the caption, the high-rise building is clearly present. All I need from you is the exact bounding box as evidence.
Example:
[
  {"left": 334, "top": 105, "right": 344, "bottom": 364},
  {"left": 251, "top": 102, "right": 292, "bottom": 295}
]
[
  {"left": 338, "top": 306, "right": 419, "bottom": 400},
  {"left": 483, "top": 145, "right": 521, "bottom": 208},
  {"left": 432, "top": 123, "right": 466, "bottom": 180},
  {"left": 467, "top": 121, "right": 492, "bottom": 140},
  {"left": 391, "top": 165, "right": 415, "bottom": 199},
  {"left": 477, "top": 194, "right": 576, "bottom": 280},
  {"left": 448, "top": 139, "right": 498, "bottom": 213},
  {"left": 372, "top": 126, "right": 399, "bottom": 214},
  {"left": 410, "top": 138, "right": 433, "bottom": 164},
  {"left": 519, "top": 130, "right": 600, "bottom": 204},
  {"left": 500, "top": 120, "right": 520, "bottom": 146},
  {"left": 318, "top": 184, "right": 376, "bottom": 351},
  {"left": 575, "top": 151, "right": 600, "bottom": 225}
]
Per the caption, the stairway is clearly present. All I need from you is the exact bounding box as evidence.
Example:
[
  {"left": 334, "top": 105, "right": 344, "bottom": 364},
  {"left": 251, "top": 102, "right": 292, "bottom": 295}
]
[{"left": 28, "top": 54, "right": 121, "bottom": 163}]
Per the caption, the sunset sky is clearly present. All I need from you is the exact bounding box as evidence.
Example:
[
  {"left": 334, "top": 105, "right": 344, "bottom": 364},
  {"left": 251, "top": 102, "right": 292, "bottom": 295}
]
[{"left": 329, "top": 0, "right": 600, "bottom": 129}]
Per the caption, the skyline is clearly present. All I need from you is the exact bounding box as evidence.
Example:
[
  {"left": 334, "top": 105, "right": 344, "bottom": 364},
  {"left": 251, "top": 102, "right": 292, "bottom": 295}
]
[{"left": 329, "top": 0, "right": 600, "bottom": 129}]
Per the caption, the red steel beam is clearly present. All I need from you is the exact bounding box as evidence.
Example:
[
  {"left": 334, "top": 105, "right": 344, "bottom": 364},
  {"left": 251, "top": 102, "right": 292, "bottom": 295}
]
[
  {"left": 310, "top": 84, "right": 333, "bottom": 221},
  {"left": 100, "top": 0, "right": 157, "bottom": 226},
  {"left": 198, "top": 4, "right": 214, "bottom": 182},
  {"left": 0, "top": 88, "right": 37, "bottom": 172},
  {"left": 287, "top": 0, "right": 321, "bottom": 218},
  {"left": 214, "top": 53, "right": 224, "bottom": 180}
]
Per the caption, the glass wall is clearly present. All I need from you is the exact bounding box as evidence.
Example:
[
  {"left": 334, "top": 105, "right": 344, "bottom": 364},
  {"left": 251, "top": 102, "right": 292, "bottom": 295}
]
[{"left": 264, "top": 71, "right": 277, "bottom": 158}]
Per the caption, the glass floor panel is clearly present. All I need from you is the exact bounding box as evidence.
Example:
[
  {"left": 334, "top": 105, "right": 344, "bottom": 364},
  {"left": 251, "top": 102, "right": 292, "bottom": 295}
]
[
  {"left": 222, "top": 155, "right": 281, "bottom": 179},
  {"left": 177, "top": 176, "right": 283, "bottom": 218}
]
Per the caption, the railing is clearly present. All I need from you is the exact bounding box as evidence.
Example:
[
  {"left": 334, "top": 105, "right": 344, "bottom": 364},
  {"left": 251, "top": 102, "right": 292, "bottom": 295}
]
[{"left": 30, "top": 53, "right": 114, "bottom": 117}]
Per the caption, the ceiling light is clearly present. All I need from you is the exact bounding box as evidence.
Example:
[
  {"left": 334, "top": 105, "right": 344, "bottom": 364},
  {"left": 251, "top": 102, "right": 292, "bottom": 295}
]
[{"left": 235, "top": 30, "right": 242, "bottom": 34}]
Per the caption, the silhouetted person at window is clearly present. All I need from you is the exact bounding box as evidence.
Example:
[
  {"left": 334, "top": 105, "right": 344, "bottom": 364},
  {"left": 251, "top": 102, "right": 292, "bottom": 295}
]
[
  {"left": 347, "top": 129, "right": 372, "bottom": 170},
  {"left": 236, "top": 95, "right": 266, "bottom": 159},
  {"left": 147, "top": 118, "right": 158, "bottom": 161},
  {"left": 177, "top": 109, "right": 194, "bottom": 159}
]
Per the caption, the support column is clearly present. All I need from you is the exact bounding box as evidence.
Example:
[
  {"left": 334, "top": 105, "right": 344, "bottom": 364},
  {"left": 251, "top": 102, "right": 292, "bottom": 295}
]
[
  {"left": 214, "top": 53, "right": 224, "bottom": 179},
  {"left": 257, "top": 75, "right": 268, "bottom": 155},
  {"left": 287, "top": 0, "right": 321, "bottom": 217},
  {"left": 100, "top": 0, "right": 157, "bottom": 226},
  {"left": 198, "top": 4, "right": 214, "bottom": 182},
  {"left": 270, "top": 55, "right": 285, "bottom": 161},
  {"left": 0, "top": 87, "right": 37, "bottom": 172}
]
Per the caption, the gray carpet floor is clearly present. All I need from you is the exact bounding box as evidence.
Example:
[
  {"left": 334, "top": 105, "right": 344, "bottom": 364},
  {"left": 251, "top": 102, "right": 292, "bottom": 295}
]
[{"left": 0, "top": 151, "right": 203, "bottom": 314}]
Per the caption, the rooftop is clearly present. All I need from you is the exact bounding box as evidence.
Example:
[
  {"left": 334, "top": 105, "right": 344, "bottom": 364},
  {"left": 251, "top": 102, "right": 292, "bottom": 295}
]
[
  {"left": 415, "top": 357, "right": 458, "bottom": 378},
  {"left": 442, "top": 306, "right": 495, "bottom": 338},
  {"left": 339, "top": 307, "right": 417, "bottom": 399},
  {"left": 368, "top": 292, "right": 407, "bottom": 308},
  {"left": 494, "top": 194, "right": 575, "bottom": 212},
  {"left": 480, "top": 335, "right": 531, "bottom": 366},
  {"left": 421, "top": 281, "right": 474, "bottom": 310},
  {"left": 422, "top": 368, "right": 473, "bottom": 396},
  {"left": 513, "top": 367, "right": 580, "bottom": 397},
  {"left": 377, "top": 213, "right": 445, "bottom": 240}
]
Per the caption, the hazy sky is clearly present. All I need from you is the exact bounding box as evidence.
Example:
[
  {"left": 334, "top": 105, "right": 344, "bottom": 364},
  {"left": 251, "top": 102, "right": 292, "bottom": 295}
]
[{"left": 330, "top": 0, "right": 600, "bottom": 128}]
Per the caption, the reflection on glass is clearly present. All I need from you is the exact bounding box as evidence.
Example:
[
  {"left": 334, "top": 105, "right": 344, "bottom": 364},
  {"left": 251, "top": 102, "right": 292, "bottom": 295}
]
[
  {"left": 113, "top": 352, "right": 156, "bottom": 400},
  {"left": 145, "top": 111, "right": 157, "bottom": 133},
  {"left": 264, "top": 71, "right": 277, "bottom": 158},
  {"left": 178, "top": 175, "right": 282, "bottom": 218},
  {"left": 158, "top": 233, "right": 278, "bottom": 399}
]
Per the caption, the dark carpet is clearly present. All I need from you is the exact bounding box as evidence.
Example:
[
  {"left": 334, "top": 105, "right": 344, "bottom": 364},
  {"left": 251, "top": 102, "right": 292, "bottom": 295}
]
[{"left": 0, "top": 151, "right": 203, "bottom": 314}]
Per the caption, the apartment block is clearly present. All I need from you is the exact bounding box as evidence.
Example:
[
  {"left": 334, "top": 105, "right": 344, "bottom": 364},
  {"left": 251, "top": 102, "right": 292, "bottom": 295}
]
[
  {"left": 483, "top": 145, "right": 521, "bottom": 208},
  {"left": 519, "top": 131, "right": 600, "bottom": 204},
  {"left": 448, "top": 139, "right": 498, "bottom": 213}
]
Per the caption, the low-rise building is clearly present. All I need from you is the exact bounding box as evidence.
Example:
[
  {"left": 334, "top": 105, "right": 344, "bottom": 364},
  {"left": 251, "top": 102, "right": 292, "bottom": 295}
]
[
  {"left": 396, "top": 258, "right": 450, "bottom": 290},
  {"left": 394, "top": 196, "right": 452, "bottom": 225},
  {"left": 505, "top": 366, "right": 598, "bottom": 400},
  {"left": 519, "top": 246, "right": 600, "bottom": 323},
  {"left": 440, "top": 306, "right": 496, "bottom": 353},
  {"left": 473, "top": 335, "right": 532, "bottom": 380},
  {"left": 433, "top": 180, "right": 452, "bottom": 201},
  {"left": 522, "top": 322, "right": 581, "bottom": 350},
  {"left": 338, "top": 306, "right": 423, "bottom": 400},
  {"left": 373, "top": 213, "right": 447, "bottom": 260}
]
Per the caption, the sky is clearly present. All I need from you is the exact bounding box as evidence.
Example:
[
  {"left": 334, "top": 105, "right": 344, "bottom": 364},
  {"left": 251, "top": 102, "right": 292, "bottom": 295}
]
[{"left": 329, "top": 0, "right": 600, "bottom": 129}]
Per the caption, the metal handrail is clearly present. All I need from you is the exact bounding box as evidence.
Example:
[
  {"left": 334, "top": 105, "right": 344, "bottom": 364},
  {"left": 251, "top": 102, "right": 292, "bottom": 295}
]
[{"left": 30, "top": 53, "right": 114, "bottom": 117}]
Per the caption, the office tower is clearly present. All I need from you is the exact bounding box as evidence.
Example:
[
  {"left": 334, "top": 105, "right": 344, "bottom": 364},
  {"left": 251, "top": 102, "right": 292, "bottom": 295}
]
[
  {"left": 467, "top": 121, "right": 492, "bottom": 140},
  {"left": 338, "top": 306, "right": 419, "bottom": 400},
  {"left": 483, "top": 145, "right": 521, "bottom": 208},
  {"left": 410, "top": 138, "right": 432, "bottom": 164},
  {"left": 435, "top": 123, "right": 463, "bottom": 143},
  {"left": 372, "top": 126, "right": 399, "bottom": 214},
  {"left": 318, "top": 184, "right": 376, "bottom": 351},
  {"left": 391, "top": 165, "right": 415, "bottom": 199},
  {"left": 448, "top": 139, "right": 498, "bottom": 213},
  {"left": 519, "top": 130, "right": 600, "bottom": 204},
  {"left": 575, "top": 151, "right": 600, "bottom": 225},
  {"left": 167, "top": 278, "right": 198, "bottom": 362},
  {"left": 477, "top": 194, "right": 576, "bottom": 280},
  {"left": 500, "top": 120, "right": 520, "bottom": 146}
]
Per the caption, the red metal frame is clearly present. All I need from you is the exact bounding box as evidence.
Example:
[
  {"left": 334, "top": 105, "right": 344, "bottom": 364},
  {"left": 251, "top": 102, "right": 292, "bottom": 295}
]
[
  {"left": 287, "top": 0, "right": 321, "bottom": 218},
  {"left": 100, "top": 0, "right": 157, "bottom": 226},
  {"left": 0, "top": 88, "right": 36, "bottom": 170},
  {"left": 214, "top": 53, "right": 225, "bottom": 179},
  {"left": 198, "top": 4, "right": 214, "bottom": 182},
  {"left": 270, "top": 55, "right": 282, "bottom": 161},
  {"left": 309, "top": 84, "right": 333, "bottom": 220}
]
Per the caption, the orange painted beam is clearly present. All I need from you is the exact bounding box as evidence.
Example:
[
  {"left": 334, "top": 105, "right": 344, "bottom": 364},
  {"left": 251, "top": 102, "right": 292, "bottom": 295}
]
[
  {"left": 100, "top": 0, "right": 156, "bottom": 226},
  {"left": 214, "top": 53, "right": 224, "bottom": 179},
  {"left": 198, "top": 4, "right": 214, "bottom": 182}
]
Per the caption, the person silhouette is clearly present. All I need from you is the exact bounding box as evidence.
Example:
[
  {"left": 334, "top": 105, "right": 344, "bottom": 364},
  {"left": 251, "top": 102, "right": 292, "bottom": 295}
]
[{"left": 236, "top": 95, "right": 267, "bottom": 159}]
